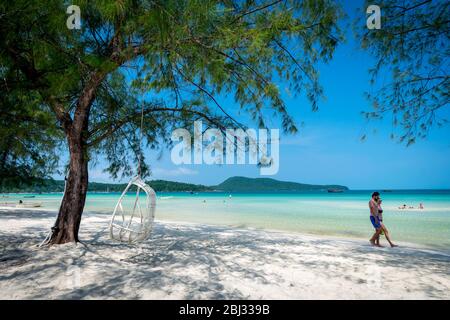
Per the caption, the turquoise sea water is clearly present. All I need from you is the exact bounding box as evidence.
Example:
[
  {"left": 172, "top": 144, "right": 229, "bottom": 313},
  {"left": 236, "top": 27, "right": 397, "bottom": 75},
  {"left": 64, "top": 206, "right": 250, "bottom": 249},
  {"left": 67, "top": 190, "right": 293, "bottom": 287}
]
[{"left": 2, "top": 190, "right": 450, "bottom": 251}]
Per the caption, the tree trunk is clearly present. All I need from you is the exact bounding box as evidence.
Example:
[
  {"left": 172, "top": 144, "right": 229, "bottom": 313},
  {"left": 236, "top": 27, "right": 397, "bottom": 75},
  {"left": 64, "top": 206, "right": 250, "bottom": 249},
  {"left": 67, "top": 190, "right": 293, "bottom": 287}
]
[
  {"left": 46, "top": 70, "right": 103, "bottom": 245},
  {"left": 48, "top": 131, "right": 89, "bottom": 244}
]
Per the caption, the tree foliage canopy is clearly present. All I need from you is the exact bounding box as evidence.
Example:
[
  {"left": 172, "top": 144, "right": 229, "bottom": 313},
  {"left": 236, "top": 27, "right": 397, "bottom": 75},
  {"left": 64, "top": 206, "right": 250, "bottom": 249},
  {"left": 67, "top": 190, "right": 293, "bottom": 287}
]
[
  {"left": 357, "top": 0, "right": 449, "bottom": 145},
  {"left": 0, "top": 67, "right": 62, "bottom": 186},
  {"left": 0, "top": 0, "right": 343, "bottom": 181}
]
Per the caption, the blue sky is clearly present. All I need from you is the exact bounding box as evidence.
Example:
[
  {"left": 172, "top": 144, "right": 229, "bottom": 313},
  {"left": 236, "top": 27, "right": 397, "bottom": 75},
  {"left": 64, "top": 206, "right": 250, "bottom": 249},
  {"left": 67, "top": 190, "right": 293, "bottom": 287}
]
[{"left": 58, "top": 1, "right": 450, "bottom": 190}]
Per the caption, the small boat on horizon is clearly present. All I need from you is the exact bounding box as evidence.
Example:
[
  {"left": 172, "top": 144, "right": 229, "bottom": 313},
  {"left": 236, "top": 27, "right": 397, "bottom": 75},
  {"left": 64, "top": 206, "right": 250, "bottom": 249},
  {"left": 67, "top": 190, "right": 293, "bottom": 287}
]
[{"left": 327, "top": 189, "right": 344, "bottom": 193}]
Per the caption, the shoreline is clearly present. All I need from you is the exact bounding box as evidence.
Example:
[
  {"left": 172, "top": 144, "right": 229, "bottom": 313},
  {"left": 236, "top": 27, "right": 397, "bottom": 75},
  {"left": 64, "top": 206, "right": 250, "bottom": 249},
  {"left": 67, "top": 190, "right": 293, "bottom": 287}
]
[
  {"left": 1, "top": 208, "right": 450, "bottom": 299},
  {"left": 1, "top": 206, "right": 448, "bottom": 255},
  {"left": 159, "top": 218, "right": 449, "bottom": 255}
]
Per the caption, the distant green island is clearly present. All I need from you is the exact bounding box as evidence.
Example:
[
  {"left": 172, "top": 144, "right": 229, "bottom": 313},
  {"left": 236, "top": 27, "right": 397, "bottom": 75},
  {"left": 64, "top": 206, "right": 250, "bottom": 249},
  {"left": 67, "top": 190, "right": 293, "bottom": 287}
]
[
  {"left": 216, "top": 177, "right": 348, "bottom": 192},
  {"left": 0, "top": 176, "right": 348, "bottom": 193}
]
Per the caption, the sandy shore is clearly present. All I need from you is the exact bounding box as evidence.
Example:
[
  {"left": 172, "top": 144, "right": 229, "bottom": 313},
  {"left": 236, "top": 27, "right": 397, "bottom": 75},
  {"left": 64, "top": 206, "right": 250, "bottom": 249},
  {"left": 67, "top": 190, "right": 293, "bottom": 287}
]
[{"left": 0, "top": 208, "right": 449, "bottom": 299}]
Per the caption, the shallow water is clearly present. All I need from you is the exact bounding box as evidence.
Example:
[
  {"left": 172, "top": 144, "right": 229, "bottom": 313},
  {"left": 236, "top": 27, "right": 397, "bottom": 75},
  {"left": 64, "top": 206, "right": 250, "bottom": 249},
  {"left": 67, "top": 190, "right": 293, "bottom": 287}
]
[{"left": 2, "top": 190, "right": 450, "bottom": 251}]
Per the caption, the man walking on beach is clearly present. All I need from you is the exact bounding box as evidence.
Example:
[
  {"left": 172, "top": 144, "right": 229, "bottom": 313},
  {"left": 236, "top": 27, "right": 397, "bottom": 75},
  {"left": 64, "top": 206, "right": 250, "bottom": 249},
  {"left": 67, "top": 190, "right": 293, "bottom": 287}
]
[{"left": 369, "top": 192, "right": 383, "bottom": 247}]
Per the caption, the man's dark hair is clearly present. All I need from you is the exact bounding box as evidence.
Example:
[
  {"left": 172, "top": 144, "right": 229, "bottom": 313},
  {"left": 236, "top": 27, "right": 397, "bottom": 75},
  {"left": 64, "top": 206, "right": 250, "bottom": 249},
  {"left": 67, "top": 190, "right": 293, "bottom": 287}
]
[{"left": 372, "top": 192, "right": 380, "bottom": 198}]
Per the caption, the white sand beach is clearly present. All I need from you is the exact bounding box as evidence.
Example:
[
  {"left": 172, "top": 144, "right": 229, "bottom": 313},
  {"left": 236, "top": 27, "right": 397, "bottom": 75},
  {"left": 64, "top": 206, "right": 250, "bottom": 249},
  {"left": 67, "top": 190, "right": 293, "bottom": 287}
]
[{"left": 0, "top": 208, "right": 449, "bottom": 300}]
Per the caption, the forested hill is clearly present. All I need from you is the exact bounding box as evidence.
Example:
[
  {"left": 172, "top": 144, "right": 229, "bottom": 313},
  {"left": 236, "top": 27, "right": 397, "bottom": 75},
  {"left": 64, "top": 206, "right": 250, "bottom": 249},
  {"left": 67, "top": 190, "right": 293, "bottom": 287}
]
[
  {"left": 0, "top": 176, "right": 348, "bottom": 193},
  {"left": 0, "top": 179, "right": 212, "bottom": 193},
  {"left": 215, "top": 177, "right": 349, "bottom": 192}
]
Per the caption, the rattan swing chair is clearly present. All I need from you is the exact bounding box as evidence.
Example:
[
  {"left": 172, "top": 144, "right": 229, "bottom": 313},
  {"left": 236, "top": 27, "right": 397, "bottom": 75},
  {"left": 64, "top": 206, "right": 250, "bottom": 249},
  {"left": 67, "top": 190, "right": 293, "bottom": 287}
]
[{"left": 108, "top": 106, "right": 156, "bottom": 244}]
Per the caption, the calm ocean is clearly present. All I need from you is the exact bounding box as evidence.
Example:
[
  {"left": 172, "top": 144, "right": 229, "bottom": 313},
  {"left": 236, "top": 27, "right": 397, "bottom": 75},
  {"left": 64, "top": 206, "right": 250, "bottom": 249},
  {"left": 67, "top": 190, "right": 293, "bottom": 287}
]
[{"left": 2, "top": 190, "right": 450, "bottom": 251}]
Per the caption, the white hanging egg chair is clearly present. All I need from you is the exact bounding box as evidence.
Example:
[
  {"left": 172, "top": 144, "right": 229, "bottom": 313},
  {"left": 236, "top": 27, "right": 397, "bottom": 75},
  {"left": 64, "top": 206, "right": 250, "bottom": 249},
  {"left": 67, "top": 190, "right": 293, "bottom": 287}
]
[
  {"left": 109, "top": 105, "right": 157, "bottom": 243},
  {"left": 109, "top": 176, "right": 156, "bottom": 243}
]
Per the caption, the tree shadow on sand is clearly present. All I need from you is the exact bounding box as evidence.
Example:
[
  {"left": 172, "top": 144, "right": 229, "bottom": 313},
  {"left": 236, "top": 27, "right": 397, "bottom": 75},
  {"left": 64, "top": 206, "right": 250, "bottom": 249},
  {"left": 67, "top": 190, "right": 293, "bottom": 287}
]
[{"left": 1, "top": 210, "right": 449, "bottom": 299}]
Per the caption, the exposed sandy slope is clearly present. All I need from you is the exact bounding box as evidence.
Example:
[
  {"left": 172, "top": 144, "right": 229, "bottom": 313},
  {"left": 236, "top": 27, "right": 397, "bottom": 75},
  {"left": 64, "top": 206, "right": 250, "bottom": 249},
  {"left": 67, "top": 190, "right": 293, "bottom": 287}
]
[{"left": 0, "top": 208, "right": 449, "bottom": 299}]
